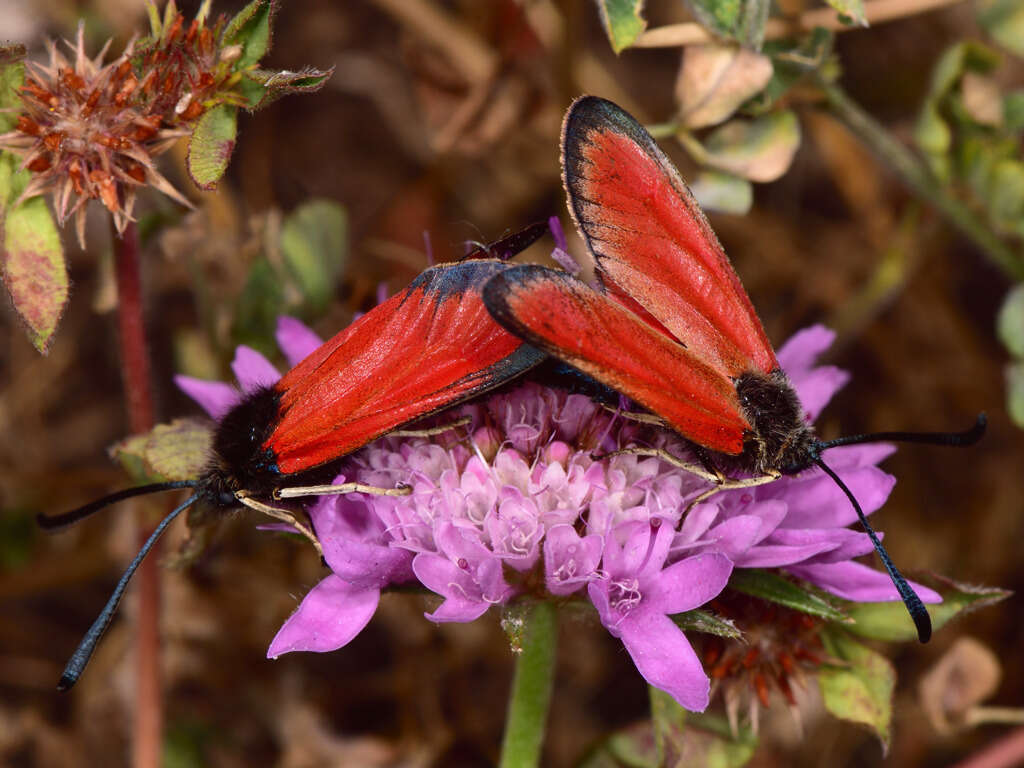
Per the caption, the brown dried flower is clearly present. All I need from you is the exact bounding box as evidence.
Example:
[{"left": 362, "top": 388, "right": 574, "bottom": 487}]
[{"left": 0, "top": 1, "right": 281, "bottom": 246}]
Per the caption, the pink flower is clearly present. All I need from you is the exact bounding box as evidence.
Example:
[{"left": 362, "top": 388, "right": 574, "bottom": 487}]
[{"left": 176, "top": 268, "right": 931, "bottom": 713}]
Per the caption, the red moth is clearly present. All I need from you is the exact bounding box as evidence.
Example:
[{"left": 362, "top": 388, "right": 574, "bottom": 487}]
[
  {"left": 484, "top": 96, "right": 984, "bottom": 642},
  {"left": 42, "top": 257, "right": 544, "bottom": 690}
]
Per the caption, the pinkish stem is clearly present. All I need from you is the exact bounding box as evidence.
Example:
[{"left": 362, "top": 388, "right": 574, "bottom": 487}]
[{"left": 113, "top": 220, "right": 161, "bottom": 768}]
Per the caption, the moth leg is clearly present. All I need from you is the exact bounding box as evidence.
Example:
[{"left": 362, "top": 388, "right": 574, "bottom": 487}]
[
  {"left": 685, "top": 471, "right": 782, "bottom": 511},
  {"left": 388, "top": 415, "right": 473, "bottom": 438},
  {"left": 591, "top": 446, "right": 720, "bottom": 482},
  {"left": 599, "top": 403, "right": 668, "bottom": 427},
  {"left": 235, "top": 492, "right": 323, "bottom": 559},
  {"left": 275, "top": 482, "right": 413, "bottom": 499}
]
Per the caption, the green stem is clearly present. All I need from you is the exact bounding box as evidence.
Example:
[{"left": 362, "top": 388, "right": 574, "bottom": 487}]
[
  {"left": 816, "top": 76, "right": 1024, "bottom": 280},
  {"left": 498, "top": 602, "right": 558, "bottom": 768}
]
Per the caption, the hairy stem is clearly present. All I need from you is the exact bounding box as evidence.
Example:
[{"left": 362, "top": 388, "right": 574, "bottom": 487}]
[
  {"left": 817, "top": 77, "right": 1024, "bottom": 280},
  {"left": 498, "top": 602, "right": 558, "bottom": 768},
  {"left": 113, "top": 220, "right": 161, "bottom": 768}
]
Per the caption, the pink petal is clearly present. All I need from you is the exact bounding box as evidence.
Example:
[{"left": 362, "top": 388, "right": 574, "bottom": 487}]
[
  {"left": 267, "top": 574, "right": 379, "bottom": 657},
  {"left": 650, "top": 552, "right": 732, "bottom": 615},
  {"left": 174, "top": 375, "right": 240, "bottom": 420},
  {"left": 618, "top": 608, "right": 711, "bottom": 712},
  {"left": 276, "top": 316, "right": 324, "bottom": 367},
  {"left": 794, "top": 365, "right": 850, "bottom": 422},
  {"left": 787, "top": 560, "right": 942, "bottom": 603},
  {"left": 776, "top": 325, "right": 835, "bottom": 374},
  {"left": 232, "top": 346, "right": 280, "bottom": 393}
]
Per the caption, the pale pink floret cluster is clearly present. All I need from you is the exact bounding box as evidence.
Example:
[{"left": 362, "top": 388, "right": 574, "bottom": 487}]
[{"left": 176, "top": 317, "right": 939, "bottom": 712}]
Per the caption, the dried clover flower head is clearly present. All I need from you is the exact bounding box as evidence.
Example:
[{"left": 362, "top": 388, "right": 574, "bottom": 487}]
[{"left": 0, "top": 1, "right": 266, "bottom": 245}]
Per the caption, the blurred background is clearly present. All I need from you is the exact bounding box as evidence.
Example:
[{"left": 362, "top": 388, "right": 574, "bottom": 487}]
[{"left": 0, "top": 0, "right": 1022, "bottom": 765}]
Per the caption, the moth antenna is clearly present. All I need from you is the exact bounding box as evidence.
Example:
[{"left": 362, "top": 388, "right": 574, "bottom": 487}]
[
  {"left": 816, "top": 412, "right": 986, "bottom": 452},
  {"left": 812, "top": 456, "right": 931, "bottom": 643},
  {"left": 37, "top": 480, "right": 198, "bottom": 530},
  {"left": 56, "top": 493, "right": 200, "bottom": 691}
]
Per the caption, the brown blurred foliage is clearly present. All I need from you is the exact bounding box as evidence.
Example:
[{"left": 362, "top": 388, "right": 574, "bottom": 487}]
[{"left": 0, "top": 1, "right": 1021, "bottom": 766}]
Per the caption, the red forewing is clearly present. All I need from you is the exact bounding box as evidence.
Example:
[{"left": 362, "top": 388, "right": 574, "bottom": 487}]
[
  {"left": 267, "top": 261, "right": 544, "bottom": 474},
  {"left": 561, "top": 96, "right": 776, "bottom": 378},
  {"left": 484, "top": 266, "right": 751, "bottom": 454}
]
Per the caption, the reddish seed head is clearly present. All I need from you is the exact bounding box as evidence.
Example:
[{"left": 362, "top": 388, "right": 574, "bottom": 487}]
[
  {"left": 165, "top": 15, "right": 184, "bottom": 44},
  {"left": 26, "top": 155, "right": 51, "bottom": 172},
  {"left": 185, "top": 19, "right": 198, "bottom": 45},
  {"left": 60, "top": 68, "right": 86, "bottom": 92},
  {"left": 16, "top": 115, "right": 40, "bottom": 136},
  {"left": 42, "top": 132, "right": 64, "bottom": 152},
  {"left": 126, "top": 164, "right": 146, "bottom": 183},
  {"left": 753, "top": 673, "right": 771, "bottom": 708},
  {"left": 179, "top": 100, "right": 204, "bottom": 121}
]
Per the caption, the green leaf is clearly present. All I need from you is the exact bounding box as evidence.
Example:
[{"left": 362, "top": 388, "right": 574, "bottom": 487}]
[
  {"left": 1, "top": 184, "right": 67, "bottom": 354},
  {"left": 818, "top": 629, "right": 894, "bottom": 753},
  {"left": 232, "top": 256, "right": 286, "bottom": 354},
  {"left": 112, "top": 419, "right": 213, "bottom": 483},
  {"left": 750, "top": 29, "right": 834, "bottom": 114},
  {"left": 841, "top": 575, "right": 1011, "bottom": 642},
  {"left": 823, "top": 0, "right": 867, "bottom": 26},
  {"left": 737, "top": 0, "right": 770, "bottom": 50},
  {"left": 240, "top": 67, "right": 335, "bottom": 111},
  {"left": 671, "top": 608, "right": 743, "bottom": 639},
  {"left": 727, "top": 568, "right": 850, "bottom": 621},
  {"left": 0, "top": 55, "right": 25, "bottom": 133},
  {"left": 988, "top": 160, "right": 1024, "bottom": 230},
  {"left": 689, "top": 170, "right": 753, "bottom": 215},
  {"left": 596, "top": 0, "right": 647, "bottom": 54},
  {"left": 685, "top": 110, "right": 801, "bottom": 182},
  {"left": 1006, "top": 361, "right": 1024, "bottom": 429},
  {"left": 678, "top": 44, "right": 773, "bottom": 129},
  {"left": 1005, "top": 90, "right": 1024, "bottom": 133},
  {"left": 977, "top": 0, "right": 1024, "bottom": 56},
  {"left": 280, "top": 199, "right": 348, "bottom": 315},
  {"left": 589, "top": 717, "right": 757, "bottom": 768},
  {"left": 223, "top": 0, "right": 277, "bottom": 68},
  {"left": 186, "top": 104, "right": 238, "bottom": 190},
  {"left": 685, "top": 0, "right": 742, "bottom": 38}
]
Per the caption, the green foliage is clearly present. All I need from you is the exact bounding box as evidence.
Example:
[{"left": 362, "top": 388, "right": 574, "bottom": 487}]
[
  {"left": 187, "top": 104, "right": 238, "bottom": 190},
  {"left": 0, "top": 150, "right": 66, "bottom": 355},
  {"left": 683, "top": 110, "right": 801, "bottom": 183},
  {"left": 231, "top": 199, "right": 349, "bottom": 354},
  {"left": 818, "top": 628, "right": 895, "bottom": 752},
  {"left": 977, "top": 0, "right": 1024, "bottom": 56},
  {"left": 840, "top": 575, "right": 1011, "bottom": 642},
  {"left": 596, "top": 0, "right": 647, "bottom": 54},
  {"left": 222, "top": 0, "right": 276, "bottom": 69},
  {"left": 280, "top": 199, "right": 349, "bottom": 315},
  {"left": 688, "top": 171, "right": 753, "bottom": 215},
  {"left": 112, "top": 419, "right": 214, "bottom": 483},
  {"left": 671, "top": 608, "right": 743, "bottom": 639},
  {"left": 727, "top": 569, "right": 849, "bottom": 622}
]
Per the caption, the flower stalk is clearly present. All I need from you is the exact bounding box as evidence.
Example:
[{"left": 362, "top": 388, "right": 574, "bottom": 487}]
[
  {"left": 112, "top": 220, "right": 161, "bottom": 768},
  {"left": 498, "top": 602, "right": 558, "bottom": 768}
]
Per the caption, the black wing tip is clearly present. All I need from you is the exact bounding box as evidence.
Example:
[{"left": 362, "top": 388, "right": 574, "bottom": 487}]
[{"left": 564, "top": 96, "right": 653, "bottom": 154}]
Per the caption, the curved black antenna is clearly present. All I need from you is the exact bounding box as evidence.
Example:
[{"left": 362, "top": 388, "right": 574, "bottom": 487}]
[
  {"left": 812, "top": 456, "right": 931, "bottom": 643},
  {"left": 37, "top": 481, "right": 197, "bottom": 530},
  {"left": 817, "top": 412, "right": 986, "bottom": 452},
  {"left": 57, "top": 493, "right": 200, "bottom": 691}
]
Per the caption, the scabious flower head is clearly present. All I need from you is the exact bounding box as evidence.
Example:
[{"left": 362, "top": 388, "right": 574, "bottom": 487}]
[{"left": 176, "top": 310, "right": 937, "bottom": 714}]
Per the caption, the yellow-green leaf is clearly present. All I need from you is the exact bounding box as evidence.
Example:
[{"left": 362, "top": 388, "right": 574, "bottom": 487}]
[
  {"left": 223, "top": 0, "right": 276, "bottom": 68},
  {"left": 280, "top": 198, "right": 348, "bottom": 315},
  {"left": 596, "top": 0, "right": 647, "bottom": 54},
  {"left": 686, "top": 110, "right": 801, "bottom": 182},
  {"left": 689, "top": 170, "right": 753, "bottom": 215},
  {"left": 2, "top": 194, "right": 67, "bottom": 354},
  {"left": 112, "top": 419, "right": 213, "bottom": 483},
  {"left": 841, "top": 576, "right": 1011, "bottom": 643},
  {"left": 677, "top": 44, "right": 773, "bottom": 129},
  {"left": 186, "top": 104, "right": 238, "bottom": 190},
  {"left": 818, "top": 629, "right": 894, "bottom": 753},
  {"left": 824, "top": 0, "right": 867, "bottom": 26}
]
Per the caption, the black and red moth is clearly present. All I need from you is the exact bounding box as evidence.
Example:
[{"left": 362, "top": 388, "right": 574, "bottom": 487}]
[
  {"left": 484, "top": 96, "right": 985, "bottom": 643},
  {"left": 45, "top": 256, "right": 545, "bottom": 689}
]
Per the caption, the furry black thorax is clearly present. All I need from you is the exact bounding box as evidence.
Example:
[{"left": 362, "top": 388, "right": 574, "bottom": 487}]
[{"left": 735, "top": 368, "right": 817, "bottom": 476}]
